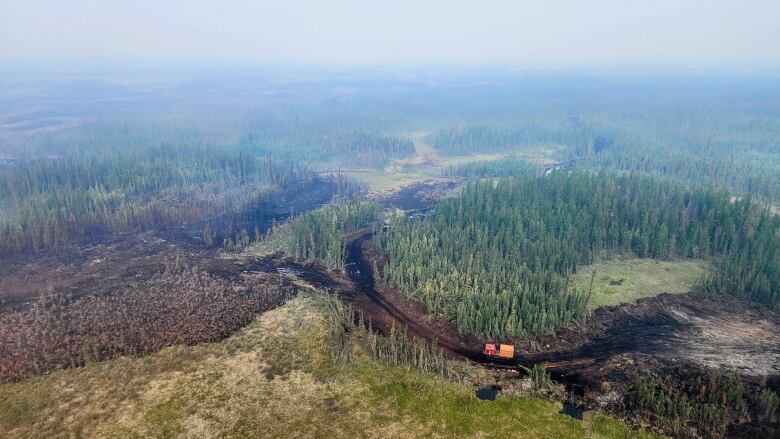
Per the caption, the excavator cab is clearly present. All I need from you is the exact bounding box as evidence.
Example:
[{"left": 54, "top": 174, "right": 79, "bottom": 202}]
[{"left": 484, "top": 343, "right": 514, "bottom": 359}]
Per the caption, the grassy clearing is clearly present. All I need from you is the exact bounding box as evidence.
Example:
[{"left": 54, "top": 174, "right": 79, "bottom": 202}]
[
  {"left": 1, "top": 293, "right": 655, "bottom": 438},
  {"left": 350, "top": 131, "right": 562, "bottom": 192},
  {"left": 355, "top": 363, "right": 656, "bottom": 438},
  {"left": 353, "top": 152, "right": 505, "bottom": 192},
  {"left": 572, "top": 258, "right": 710, "bottom": 309}
]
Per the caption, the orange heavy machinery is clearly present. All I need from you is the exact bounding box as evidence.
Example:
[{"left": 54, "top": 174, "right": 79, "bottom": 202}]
[{"left": 483, "top": 343, "right": 514, "bottom": 359}]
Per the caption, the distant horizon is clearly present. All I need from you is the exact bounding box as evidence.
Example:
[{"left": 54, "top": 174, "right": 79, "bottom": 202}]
[
  {"left": 3, "top": 1, "right": 779, "bottom": 68},
  {"left": 3, "top": 57, "right": 780, "bottom": 80}
]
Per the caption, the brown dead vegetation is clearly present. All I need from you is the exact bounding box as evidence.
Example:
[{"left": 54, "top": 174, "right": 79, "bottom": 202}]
[{"left": 0, "top": 255, "right": 295, "bottom": 383}]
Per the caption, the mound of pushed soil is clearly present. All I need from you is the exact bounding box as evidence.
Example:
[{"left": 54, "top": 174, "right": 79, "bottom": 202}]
[{"left": 524, "top": 292, "right": 780, "bottom": 387}]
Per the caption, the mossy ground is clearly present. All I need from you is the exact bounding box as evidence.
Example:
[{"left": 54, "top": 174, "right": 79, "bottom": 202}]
[
  {"left": 572, "top": 258, "right": 710, "bottom": 309},
  {"left": 1, "top": 293, "right": 657, "bottom": 438}
]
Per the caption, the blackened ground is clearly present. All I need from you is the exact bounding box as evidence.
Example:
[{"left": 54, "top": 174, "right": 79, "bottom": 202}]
[
  {"left": 329, "top": 229, "right": 780, "bottom": 437},
  {"left": 0, "top": 178, "right": 337, "bottom": 312},
  {"left": 377, "top": 179, "right": 462, "bottom": 211},
  {"left": 333, "top": 229, "right": 780, "bottom": 392},
  {"left": 523, "top": 292, "right": 780, "bottom": 390}
]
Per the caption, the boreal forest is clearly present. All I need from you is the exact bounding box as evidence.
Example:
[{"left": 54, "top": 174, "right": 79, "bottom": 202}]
[{"left": 1, "top": 67, "right": 779, "bottom": 438}]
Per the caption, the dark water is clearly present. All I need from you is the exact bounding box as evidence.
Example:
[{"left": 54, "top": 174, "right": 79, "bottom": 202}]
[
  {"left": 560, "top": 402, "right": 584, "bottom": 420},
  {"left": 476, "top": 387, "right": 499, "bottom": 401}
]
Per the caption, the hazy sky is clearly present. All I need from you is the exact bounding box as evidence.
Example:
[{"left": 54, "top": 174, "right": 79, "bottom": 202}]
[{"left": 2, "top": 0, "right": 780, "bottom": 66}]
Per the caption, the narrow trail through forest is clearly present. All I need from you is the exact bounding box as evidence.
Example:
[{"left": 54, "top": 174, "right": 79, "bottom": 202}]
[
  {"left": 325, "top": 228, "right": 780, "bottom": 388},
  {"left": 3, "top": 177, "right": 777, "bottom": 392},
  {"left": 266, "top": 213, "right": 780, "bottom": 390}
]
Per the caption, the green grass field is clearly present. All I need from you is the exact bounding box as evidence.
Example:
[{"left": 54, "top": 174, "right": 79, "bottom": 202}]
[
  {"left": 1, "top": 293, "right": 656, "bottom": 438},
  {"left": 572, "top": 258, "right": 711, "bottom": 309},
  {"left": 350, "top": 131, "right": 564, "bottom": 192}
]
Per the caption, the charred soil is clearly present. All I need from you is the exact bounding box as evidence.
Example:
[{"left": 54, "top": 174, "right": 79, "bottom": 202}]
[
  {"left": 338, "top": 230, "right": 780, "bottom": 381},
  {"left": 2, "top": 211, "right": 778, "bottom": 437},
  {"left": 332, "top": 229, "right": 780, "bottom": 437}
]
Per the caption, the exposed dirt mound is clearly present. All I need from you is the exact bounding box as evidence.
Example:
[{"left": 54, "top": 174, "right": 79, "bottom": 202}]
[{"left": 524, "top": 292, "right": 780, "bottom": 382}]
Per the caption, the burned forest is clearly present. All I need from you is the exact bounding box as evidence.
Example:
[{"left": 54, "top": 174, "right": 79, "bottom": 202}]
[{"left": 3, "top": 17, "right": 780, "bottom": 436}]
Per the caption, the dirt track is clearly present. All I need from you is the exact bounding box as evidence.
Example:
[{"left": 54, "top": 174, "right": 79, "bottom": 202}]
[
  {"left": 2, "top": 178, "right": 777, "bottom": 393},
  {"left": 343, "top": 231, "right": 486, "bottom": 361},
  {"left": 4, "top": 213, "right": 777, "bottom": 389},
  {"left": 2, "top": 179, "right": 776, "bottom": 436},
  {"left": 329, "top": 229, "right": 780, "bottom": 388}
]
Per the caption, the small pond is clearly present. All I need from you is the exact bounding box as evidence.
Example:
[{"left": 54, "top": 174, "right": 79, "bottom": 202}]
[
  {"left": 560, "top": 402, "right": 584, "bottom": 420},
  {"left": 475, "top": 387, "right": 499, "bottom": 401}
]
